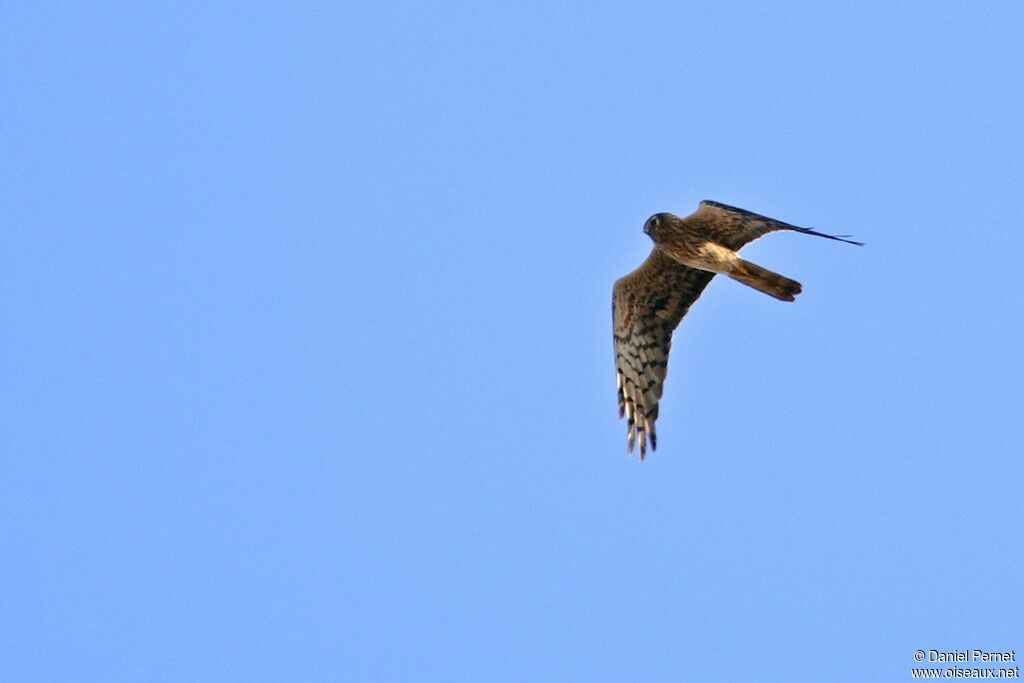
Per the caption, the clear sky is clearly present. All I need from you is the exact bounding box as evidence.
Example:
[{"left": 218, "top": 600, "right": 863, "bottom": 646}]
[{"left": 3, "top": 2, "right": 1023, "bottom": 681}]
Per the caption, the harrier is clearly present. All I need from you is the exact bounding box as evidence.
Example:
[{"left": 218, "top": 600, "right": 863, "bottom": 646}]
[{"left": 613, "top": 200, "right": 862, "bottom": 459}]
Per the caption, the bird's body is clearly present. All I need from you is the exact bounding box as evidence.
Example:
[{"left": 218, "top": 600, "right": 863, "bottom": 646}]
[
  {"left": 659, "top": 235, "right": 740, "bottom": 274},
  {"left": 612, "top": 200, "right": 862, "bottom": 459}
]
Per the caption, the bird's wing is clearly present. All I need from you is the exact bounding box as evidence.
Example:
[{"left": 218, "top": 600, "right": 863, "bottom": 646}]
[
  {"left": 613, "top": 248, "right": 715, "bottom": 459},
  {"left": 686, "top": 200, "right": 864, "bottom": 250}
]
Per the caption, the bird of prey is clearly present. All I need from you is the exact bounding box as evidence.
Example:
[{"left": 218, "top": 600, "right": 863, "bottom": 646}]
[{"left": 612, "top": 200, "right": 862, "bottom": 459}]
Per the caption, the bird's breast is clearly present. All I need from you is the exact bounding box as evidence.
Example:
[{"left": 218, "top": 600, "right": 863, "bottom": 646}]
[{"left": 660, "top": 239, "right": 740, "bottom": 274}]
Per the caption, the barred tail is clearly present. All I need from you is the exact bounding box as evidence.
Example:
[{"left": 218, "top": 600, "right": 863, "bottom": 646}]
[{"left": 729, "top": 259, "right": 802, "bottom": 302}]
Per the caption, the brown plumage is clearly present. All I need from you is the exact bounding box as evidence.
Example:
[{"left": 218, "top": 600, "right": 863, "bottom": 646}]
[
  {"left": 612, "top": 200, "right": 862, "bottom": 459},
  {"left": 730, "top": 260, "right": 802, "bottom": 301}
]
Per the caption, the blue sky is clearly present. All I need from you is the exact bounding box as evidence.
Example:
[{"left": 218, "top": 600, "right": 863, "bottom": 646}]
[{"left": 3, "top": 2, "right": 1023, "bottom": 680}]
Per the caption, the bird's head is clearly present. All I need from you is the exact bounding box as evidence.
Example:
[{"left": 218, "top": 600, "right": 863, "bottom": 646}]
[{"left": 643, "top": 213, "right": 676, "bottom": 241}]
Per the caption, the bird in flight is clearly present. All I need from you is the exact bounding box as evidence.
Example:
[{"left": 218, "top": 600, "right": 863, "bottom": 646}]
[{"left": 612, "top": 200, "right": 862, "bottom": 459}]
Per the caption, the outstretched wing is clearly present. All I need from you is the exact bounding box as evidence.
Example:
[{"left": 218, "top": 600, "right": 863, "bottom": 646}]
[
  {"left": 612, "top": 249, "right": 715, "bottom": 459},
  {"left": 687, "top": 200, "right": 864, "bottom": 250}
]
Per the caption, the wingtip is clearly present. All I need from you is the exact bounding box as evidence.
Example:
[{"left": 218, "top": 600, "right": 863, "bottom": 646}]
[
  {"left": 830, "top": 233, "right": 866, "bottom": 247},
  {"left": 797, "top": 226, "right": 865, "bottom": 246}
]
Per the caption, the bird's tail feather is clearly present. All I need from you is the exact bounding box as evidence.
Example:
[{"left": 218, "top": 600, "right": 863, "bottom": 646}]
[{"left": 729, "top": 260, "right": 802, "bottom": 302}]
